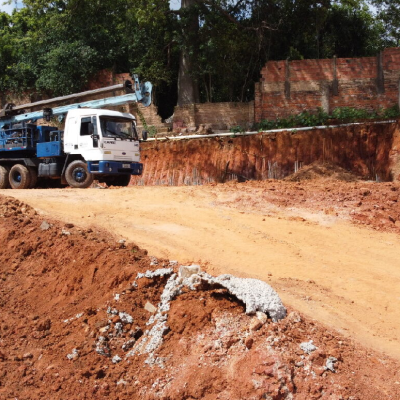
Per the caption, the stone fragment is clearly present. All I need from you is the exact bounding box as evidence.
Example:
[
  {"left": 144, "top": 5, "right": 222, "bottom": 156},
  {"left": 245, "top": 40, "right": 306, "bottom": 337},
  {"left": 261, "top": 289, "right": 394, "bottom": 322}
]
[
  {"left": 245, "top": 337, "right": 254, "bottom": 349},
  {"left": 300, "top": 340, "right": 317, "bottom": 354},
  {"left": 122, "top": 339, "right": 136, "bottom": 351},
  {"left": 287, "top": 311, "right": 302, "bottom": 323},
  {"left": 144, "top": 301, "right": 157, "bottom": 313},
  {"left": 23, "top": 353, "right": 33, "bottom": 360},
  {"left": 37, "top": 319, "right": 51, "bottom": 332},
  {"left": 95, "top": 320, "right": 109, "bottom": 329},
  {"left": 40, "top": 221, "right": 51, "bottom": 231},
  {"left": 99, "top": 326, "right": 109, "bottom": 334},
  {"left": 225, "top": 336, "right": 239, "bottom": 349},
  {"left": 107, "top": 307, "right": 119, "bottom": 315},
  {"left": 119, "top": 312, "right": 134, "bottom": 325},
  {"left": 66, "top": 348, "right": 79, "bottom": 360},
  {"left": 256, "top": 311, "right": 268, "bottom": 325},
  {"left": 114, "top": 322, "right": 123, "bottom": 336},
  {"left": 112, "top": 355, "right": 122, "bottom": 364},
  {"left": 324, "top": 356, "right": 338, "bottom": 372},
  {"left": 249, "top": 317, "right": 263, "bottom": 332},
  {"left": 150, "top": 257, "right": 159, "bottom": 266},
  {"left": 179, "top": 264, "right": 201, "bottom": 279}
]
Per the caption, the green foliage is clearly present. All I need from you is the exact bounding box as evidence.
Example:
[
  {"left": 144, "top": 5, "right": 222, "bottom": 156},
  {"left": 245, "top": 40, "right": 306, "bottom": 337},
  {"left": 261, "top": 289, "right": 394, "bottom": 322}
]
[
  {"left": 230, "top": 125, "right": 246, "bottom": 134},
  {"left": 36, "top": 41, "right": 98, "bottom": 95},
  {"left": 330, "top": 106, "right": 378, "bottom": 121},
  {"left": 382, "top": 105, "right": 400, "bottom": 118},
  {"left": 0, "top": 0, "right": 392, "bottom": 111},
  {"left": 257, "top": 106, "right": 400, "bottom": 131},
  {"left": 258, "top": 109, "right": 329, "bottom": 131},
  {"left": 372, "top": 0, "right": 400, "bottom": 46}
]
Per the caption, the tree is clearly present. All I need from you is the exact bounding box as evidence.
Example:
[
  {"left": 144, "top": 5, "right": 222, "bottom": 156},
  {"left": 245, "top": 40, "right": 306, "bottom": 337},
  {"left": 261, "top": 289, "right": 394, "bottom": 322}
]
[
  {"left": 371, "top": 0, "right": 400, "bottom": 46},
  {"left": 0, "top": 0, "right": 386, "bottom": 111},
  {"left": 177, "top": 0, "right": 200, "bottom": 105}
]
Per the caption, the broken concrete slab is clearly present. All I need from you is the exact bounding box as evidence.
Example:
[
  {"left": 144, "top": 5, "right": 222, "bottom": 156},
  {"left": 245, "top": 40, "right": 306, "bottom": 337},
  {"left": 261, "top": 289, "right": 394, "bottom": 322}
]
[
  {"left": 179, "top": 264, "right": 201, "bottom": 279},
  {"left": 144, "top": 302, "right": 157, "bottom": 313},
  {"left": 200, "top": 273, "right": 287, "bottom": 321}
]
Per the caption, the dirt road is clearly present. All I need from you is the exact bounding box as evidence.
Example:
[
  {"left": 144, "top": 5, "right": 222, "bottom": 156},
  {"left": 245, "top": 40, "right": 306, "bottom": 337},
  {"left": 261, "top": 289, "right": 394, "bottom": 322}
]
[{"left": 3, "top": 182, "right": 400, "bottom": 361}]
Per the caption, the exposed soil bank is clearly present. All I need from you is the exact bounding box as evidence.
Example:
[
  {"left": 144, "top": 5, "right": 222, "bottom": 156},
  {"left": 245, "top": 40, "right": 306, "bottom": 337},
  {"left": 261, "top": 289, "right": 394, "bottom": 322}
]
[
  {"left": 134, "top": 121, "right": 400, "bottom": 185},
  {"left": 1, "top": 195, "right": 400, "bottom": 399}
]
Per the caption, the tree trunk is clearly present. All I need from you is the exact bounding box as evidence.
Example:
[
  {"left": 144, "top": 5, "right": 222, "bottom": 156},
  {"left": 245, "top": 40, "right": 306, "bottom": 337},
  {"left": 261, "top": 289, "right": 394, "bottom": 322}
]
[{"left": 177, "top": 0, "right": 200, "bottom": 106}]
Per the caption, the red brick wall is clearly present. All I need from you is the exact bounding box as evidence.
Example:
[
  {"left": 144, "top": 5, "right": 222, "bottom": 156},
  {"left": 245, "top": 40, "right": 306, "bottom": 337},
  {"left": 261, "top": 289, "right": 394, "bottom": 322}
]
[
  {"left": 255, "top": 48, "right": 400, "bottom": 122},
  {"left": 173, "top": 101, "right": 254, "bottom": 131}
]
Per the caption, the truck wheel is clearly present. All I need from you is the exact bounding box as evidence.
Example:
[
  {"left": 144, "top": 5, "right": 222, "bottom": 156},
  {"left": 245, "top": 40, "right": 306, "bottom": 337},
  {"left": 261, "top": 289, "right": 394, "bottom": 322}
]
[
  {"left": 9, "top": 164, "right": 31, "bottom": 189},
  {"left": 0, "top": 165, "right": 10, "bottom": 189},
  {"left": 65, "top": 160, "right": 94, "bottom": 188},
  {"left": 28, "top": 167, "right": 38, "bottom": 189}
]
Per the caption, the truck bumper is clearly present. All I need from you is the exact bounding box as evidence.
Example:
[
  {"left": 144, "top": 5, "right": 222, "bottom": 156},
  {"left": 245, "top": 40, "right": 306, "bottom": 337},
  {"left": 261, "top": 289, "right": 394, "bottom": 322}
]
[{"left": 87, "top": 161, "right": 143, "bottom": 175}]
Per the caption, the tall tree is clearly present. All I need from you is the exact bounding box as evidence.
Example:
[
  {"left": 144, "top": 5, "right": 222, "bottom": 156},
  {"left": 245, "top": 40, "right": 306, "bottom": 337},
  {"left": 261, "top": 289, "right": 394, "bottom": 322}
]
[{"left": 177, "top": 0, "right": 200, "bottom": 105}]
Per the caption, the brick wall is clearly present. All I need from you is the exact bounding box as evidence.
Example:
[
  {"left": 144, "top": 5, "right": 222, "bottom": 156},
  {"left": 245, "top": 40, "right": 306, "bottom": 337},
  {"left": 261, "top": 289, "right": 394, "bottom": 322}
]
[
  {"left": 255, "top": 48, "right": 400, "bottom": 122},
  {"left": 173, "top": 101, "right": 254, "bottom": 132}
]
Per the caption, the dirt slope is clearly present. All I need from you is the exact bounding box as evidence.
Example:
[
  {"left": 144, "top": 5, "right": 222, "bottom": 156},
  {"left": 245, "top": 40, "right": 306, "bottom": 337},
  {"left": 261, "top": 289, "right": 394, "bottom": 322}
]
[
  {"left": 3, "top": 178, "right": 400, "bottom": 363},
  {"left": 1, "top": 195, "right": 400, "bottom": 399}
]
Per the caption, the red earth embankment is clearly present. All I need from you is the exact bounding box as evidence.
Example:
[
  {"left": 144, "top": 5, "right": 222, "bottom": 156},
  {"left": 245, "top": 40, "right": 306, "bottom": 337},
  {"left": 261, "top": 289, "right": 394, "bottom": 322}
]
[
  {"left": 134, "top": 121, "right": 400, "bottom": 185},
  {"left": 1, "top": 195, "right": 400, "bottom": 399}
]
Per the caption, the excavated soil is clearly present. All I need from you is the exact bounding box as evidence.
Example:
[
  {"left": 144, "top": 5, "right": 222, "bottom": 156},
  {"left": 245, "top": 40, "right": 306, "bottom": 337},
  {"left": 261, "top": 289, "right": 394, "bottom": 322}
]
[
  {"left": 284, "top": 162, "right": 360, "bottom": 182},
  {"left": 1, "top": 195, "right": 400, "bottom": 400}
]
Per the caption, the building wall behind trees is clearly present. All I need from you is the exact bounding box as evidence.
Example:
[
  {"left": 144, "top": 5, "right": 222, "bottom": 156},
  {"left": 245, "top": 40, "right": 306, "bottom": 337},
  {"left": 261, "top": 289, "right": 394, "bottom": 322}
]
[{"left": 255, "top": 48, "right": 400, "bottom": 122}]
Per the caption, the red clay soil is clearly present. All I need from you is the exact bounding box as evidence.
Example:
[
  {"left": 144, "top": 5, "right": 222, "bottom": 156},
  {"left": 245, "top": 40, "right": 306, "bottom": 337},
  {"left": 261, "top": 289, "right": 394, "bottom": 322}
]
[
  {"left": 1, "top": 196, "right": 400, "bottom": 400},
  {"left": 215, "top": 165, "right": 400, "bottom": 234},
  {"left": 135, "top": 121, "right": 399, "bottom": 186}
]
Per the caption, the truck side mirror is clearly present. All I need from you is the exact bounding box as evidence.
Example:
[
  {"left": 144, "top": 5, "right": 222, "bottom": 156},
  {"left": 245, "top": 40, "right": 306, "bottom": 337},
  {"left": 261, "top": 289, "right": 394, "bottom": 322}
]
[
  {"left": 88, "top": 123, "right": 94, "bottom": 135},
  {"left": 142, "top": 130, "right": 148, "bottom": 141}
]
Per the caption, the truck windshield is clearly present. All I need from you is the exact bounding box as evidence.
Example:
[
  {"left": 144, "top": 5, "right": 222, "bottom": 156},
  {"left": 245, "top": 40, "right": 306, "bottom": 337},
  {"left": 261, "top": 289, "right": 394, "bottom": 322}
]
[{"left": 99, "top": 117, "right": 138, "bottom": 140}]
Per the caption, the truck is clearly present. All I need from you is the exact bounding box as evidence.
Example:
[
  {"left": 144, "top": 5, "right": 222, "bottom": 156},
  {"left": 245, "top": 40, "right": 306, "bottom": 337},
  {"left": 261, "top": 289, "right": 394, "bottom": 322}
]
[{"left": 0, "top": 75, "right": 152, "bottom": 189}]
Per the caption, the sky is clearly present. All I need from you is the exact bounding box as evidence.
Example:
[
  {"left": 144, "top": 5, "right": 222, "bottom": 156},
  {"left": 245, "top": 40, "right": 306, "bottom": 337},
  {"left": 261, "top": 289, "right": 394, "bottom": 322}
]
[{"left": 0, "top": 1, "right": 23, "bottom": 14}]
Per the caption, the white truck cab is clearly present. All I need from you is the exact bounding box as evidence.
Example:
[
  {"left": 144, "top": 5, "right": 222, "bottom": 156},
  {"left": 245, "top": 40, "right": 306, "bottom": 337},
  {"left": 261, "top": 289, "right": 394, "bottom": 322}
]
[
  {"left": 64, "top": 108, "right": 141, "bottom": 164},
  {"left": 60, "top": 108, "right": 143, "bottom": 188}
]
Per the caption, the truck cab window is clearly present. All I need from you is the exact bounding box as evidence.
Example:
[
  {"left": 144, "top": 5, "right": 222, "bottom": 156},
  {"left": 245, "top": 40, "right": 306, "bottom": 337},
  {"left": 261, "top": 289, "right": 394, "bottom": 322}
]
[
  {"left": 80, "top": 117, "right": 92, "bottom": 136},
  {"left": 100, "top": 116, "right": 138, "bottom": 140}
]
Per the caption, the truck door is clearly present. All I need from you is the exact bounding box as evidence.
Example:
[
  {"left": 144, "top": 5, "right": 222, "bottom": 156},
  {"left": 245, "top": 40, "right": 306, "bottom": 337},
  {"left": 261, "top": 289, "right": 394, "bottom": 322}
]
[
  {"left": 80, "top": 117, "right": 98, "bottom": 148},
  {"left": 91, "top": 116, "right": 99, "bottom": 148}
]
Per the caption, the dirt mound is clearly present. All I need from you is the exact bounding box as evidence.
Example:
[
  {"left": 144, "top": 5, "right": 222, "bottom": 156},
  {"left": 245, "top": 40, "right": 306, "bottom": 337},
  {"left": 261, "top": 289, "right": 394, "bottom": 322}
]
[
  {"left": 1, "top": 195, "right": 400, "bottom": 399},
  {"left": 285, "top": 162, "right": 360, "bottom": 182}
]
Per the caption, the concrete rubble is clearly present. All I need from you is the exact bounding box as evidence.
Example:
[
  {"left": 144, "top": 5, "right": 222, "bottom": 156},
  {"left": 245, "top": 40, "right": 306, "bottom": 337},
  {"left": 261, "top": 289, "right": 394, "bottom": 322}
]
[
  {"left": 300, "top": 340, "right": 318, "bottom": 354},
  {"left": 126, "top": 264, "right": 287, "bottom": 364}
]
